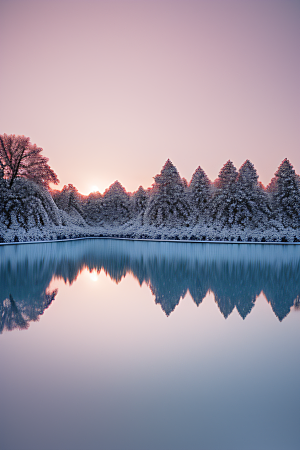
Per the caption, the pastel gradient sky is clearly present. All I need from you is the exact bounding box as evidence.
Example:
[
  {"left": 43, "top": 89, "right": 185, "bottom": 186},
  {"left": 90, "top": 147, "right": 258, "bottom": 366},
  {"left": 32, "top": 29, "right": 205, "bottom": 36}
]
[{"left": 1, "top": 0, "right": 299, "bottom": 194}]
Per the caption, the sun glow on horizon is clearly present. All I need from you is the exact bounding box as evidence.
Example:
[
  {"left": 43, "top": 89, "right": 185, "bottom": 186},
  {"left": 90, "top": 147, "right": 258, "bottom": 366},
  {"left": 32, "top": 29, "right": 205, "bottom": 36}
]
[
  {"left": 90, "top": 185, "right": 100, "bottom": 193},
  {"left": 89, "top": 270, "right": 100, "bottom": 282}
]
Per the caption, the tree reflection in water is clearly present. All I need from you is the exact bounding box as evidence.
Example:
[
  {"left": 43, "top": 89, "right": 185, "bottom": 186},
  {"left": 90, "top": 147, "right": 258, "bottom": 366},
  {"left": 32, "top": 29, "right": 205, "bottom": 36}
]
[{"left": 1, "top": 240, "right": 300, "bottom": 332}]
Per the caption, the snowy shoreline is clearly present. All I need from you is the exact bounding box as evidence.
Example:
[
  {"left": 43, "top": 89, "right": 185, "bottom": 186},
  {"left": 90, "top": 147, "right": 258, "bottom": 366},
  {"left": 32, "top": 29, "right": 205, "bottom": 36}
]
[
  {"left": 1, "top": 234, "right": 300, "bottom": 246},
  {"left": 1, "top": 161, "right": 300, "bottom": 247},
  {"left": 2, "top": 207, "right": 300, "bottom": 245}
]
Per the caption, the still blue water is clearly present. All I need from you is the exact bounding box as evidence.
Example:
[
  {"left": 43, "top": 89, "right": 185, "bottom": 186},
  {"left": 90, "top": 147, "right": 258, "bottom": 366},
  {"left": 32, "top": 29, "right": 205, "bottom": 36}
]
[{"left": 1, "top": 240, "right": 300, "bottom": 450}]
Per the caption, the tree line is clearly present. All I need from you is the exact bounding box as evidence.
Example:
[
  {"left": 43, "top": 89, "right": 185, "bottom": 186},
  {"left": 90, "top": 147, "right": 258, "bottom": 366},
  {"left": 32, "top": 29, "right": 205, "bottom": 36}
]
[
  {"left": 53, "top": 158, "right": 300, "bottom": 229},
  {"left": 1, "top": 134, "right": 300, "bottom": 230}
]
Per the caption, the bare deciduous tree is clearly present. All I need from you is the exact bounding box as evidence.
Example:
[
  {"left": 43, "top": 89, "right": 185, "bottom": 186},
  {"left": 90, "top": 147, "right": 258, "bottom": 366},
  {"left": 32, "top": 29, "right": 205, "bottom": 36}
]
[{"left": 0, "top": 134, "right": 59, "bottom": 189}]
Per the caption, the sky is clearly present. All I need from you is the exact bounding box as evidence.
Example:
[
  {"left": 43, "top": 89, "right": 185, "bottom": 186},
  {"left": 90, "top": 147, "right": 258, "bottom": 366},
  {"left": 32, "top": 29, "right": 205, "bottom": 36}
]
[{"left": 0, "top": 0, "right": 299, "bottom": 195}]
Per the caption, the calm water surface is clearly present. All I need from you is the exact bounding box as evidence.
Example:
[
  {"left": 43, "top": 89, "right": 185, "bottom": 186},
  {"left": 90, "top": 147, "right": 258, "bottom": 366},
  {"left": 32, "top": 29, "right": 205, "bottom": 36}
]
[{"left": 1, "top": 240, "right": 300, "bottom": 450}]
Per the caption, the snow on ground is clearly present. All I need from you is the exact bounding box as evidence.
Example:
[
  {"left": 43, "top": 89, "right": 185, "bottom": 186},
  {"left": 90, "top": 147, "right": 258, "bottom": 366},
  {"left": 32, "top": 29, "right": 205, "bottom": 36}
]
[{"left": 1, "top": 218, "right": 299, "bottom": 245}]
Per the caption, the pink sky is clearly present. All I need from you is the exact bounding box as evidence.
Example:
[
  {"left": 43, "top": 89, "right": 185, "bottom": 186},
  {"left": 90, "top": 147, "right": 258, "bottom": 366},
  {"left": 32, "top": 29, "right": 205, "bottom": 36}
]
[{"left": 1, "top": 0, "right": 299, "bottom": 194}]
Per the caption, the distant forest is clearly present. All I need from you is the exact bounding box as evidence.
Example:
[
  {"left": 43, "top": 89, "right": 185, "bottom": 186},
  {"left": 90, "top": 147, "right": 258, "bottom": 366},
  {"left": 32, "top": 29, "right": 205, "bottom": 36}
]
[
  {"left": 0, "top": 134, "right": 300, "bottom": 243},
  {"left": 51, "top": 158, "right": 300, "bottom": 230}
]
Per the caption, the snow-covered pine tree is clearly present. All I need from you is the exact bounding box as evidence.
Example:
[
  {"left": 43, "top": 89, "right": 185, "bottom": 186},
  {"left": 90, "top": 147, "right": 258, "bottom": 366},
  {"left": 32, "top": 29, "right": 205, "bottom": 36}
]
[
  {"left": 234, "top": 160, "right": 271, "bottom": 227},
  {"left": 82, "top": 191, "right": 103, "bottom": 224},
  {"left": 131, "top": 186, "right": 148, "bottom": 217},
  {"left": 267, "top": 159, "right": 300, "bottom": 228},
  {"left": 100, "top": 181, "right": 131, "bottom": 224},
  {"left": 143, "top": 159, "right": 190, "bottom": 227},
  {"left": 182, "top": 177, "right": 188, "bottom": 189},
  {"left": 188, "top": 166, "right": 211, "bottom": 223},
  {"left": 53, "top": 184, "right": 83, "bottom": 214},
  {"left": 210, "top": 160, "right": 238, "bottom": 226}
]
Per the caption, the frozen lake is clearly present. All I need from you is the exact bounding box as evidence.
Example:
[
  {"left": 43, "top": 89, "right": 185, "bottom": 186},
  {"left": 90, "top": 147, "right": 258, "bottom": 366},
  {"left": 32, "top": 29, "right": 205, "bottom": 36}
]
[{"left": 1, "top": 239, "right": 300, "bottom": 450}]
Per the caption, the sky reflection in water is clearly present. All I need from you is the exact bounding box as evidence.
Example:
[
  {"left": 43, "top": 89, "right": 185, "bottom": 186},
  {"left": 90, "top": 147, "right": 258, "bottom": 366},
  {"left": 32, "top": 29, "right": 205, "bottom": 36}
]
[{"left": 0, "top": 240, "right": 300, "bottom": 450}]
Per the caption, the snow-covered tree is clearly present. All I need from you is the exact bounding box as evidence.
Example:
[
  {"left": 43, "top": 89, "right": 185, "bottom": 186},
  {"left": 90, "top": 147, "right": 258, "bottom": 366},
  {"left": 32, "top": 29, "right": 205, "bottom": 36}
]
[
  {"left": 215, "top": 160, "right": 238, "bottom": 189},
  {"left": 0, "top": 134, "right": 59, "bottom": 189},
  {"left": 52, "top": 184, "right": 86, "bottom": 226},
  {"left": 100, "top": 181, "right": 132, "bottom": 224},
  {"left": 53, "top": 184, "right": 83, "bottom": 216},
  {"left": 210, "top": 160, "right": 238, "bottom": 226},
  {"left": 267, "top": 159, "right": 300, "bottom": 228},
  {"left": 0, "top": 178, "right": 61, "bottom": 230},
  {"left": 234, "top": 160, "right": 271, "bottom": 227},
  {"left": 182, "top": 177, "right": 188, "bottom": 189},
  {"left": 82, "top": 191, "right": 103, "bottom": 224},
  {"left": 143, "top": 159, "right": 190, "bottom": 226},
  {"left": 188, "top": 166, "right": 211, "bottom": 223},
  {"left": 131, "top": 186, "right": 149, "bottom": 217}
]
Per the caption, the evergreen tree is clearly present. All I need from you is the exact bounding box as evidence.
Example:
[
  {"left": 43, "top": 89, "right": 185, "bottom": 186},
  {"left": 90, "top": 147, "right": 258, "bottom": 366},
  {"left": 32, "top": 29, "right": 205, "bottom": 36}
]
[
  {"left": 210, "top": 160, "right": 238, "bottom": 226},
  {"left": 182, "top": 177, "right": 188, "bottom": 189},
  {"left": 82, "top": 191, "right": 103, "bottom": 224},
  {"left": 143, "top": 159, "right": 190, "bottom": 226},
  {"left": 131, "top": 186, "right": 148, "bottom": 217},
  {"left": 53, "top": 184, "right": 84, "bottom": 216},
  {"left": 100, "top": 181, "right": 132, "bottom": 224},
  {"left": 188, "top": 166, "right": 211, "bottom": 223},
  {"left": 267, "top": 159, "right": 300, "bottom": 228},
  {"left": 234, "top": 160, "right": 271, "bottom": 227}
]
